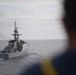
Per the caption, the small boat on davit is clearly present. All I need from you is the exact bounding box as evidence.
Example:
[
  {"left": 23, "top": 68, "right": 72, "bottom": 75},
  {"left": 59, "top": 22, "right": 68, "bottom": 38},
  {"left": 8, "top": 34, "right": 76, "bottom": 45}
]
[{"left": 0, "top": 21, "right": 29, "bottom": 60}]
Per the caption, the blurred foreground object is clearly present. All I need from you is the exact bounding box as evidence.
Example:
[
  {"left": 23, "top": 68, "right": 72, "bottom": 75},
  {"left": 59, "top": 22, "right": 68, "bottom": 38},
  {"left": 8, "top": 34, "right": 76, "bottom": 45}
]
[{"left": 20, "top": 0, "right": 76, "bottom": 75}]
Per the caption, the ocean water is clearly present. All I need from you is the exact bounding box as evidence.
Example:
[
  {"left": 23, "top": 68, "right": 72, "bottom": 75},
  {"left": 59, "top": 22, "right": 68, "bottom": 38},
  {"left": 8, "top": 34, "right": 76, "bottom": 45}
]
[{"left": 0, "top": 40, "right": 67, "bottom": 75}]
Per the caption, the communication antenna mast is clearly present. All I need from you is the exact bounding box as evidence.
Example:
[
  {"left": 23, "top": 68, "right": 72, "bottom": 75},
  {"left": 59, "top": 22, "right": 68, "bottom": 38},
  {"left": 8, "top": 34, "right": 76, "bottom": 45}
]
[{"left": 11, "top": 21, "right": 22, "bottom": 41}]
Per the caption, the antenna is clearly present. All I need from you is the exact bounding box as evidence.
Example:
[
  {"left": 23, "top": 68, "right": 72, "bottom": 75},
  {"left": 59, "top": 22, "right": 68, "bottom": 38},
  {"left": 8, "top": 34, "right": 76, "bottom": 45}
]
[
  {"left": 14, "top": 19, "right": 18, "bottom": 29},
  {"left": 15, "top": 18, "right": 16, "bottom": 28},
  {"left": 11, "top": 19, "right": 22, "bottom": 41}
]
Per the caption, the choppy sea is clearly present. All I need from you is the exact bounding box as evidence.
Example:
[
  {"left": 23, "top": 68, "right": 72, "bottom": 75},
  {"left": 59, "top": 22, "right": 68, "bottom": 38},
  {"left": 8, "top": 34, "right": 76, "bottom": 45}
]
[{"left": 0, "top": 40, "right": 67, "bottom": 75}]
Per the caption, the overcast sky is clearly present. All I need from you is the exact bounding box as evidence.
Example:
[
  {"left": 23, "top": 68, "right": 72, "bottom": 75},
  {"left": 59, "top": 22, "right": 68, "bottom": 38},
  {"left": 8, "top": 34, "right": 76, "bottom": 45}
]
[{"left": 0, "top": 0, "right": 67, "bottom": 40}]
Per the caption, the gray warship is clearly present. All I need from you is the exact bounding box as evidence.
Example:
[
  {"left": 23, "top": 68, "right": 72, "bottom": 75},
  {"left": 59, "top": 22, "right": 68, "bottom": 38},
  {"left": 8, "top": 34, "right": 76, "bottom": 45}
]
[{"left": 0, "top": 21, "right": 29, "bottom": 60}]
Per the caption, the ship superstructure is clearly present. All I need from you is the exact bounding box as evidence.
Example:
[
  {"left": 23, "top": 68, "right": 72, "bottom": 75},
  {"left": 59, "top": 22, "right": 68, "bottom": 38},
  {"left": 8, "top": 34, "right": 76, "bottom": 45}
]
[
  {"left": 0, "top": 21, "right": 29, "bottom": 60},
  {"left": 1, "top": 21, "right": 25, "bottom": 53}
]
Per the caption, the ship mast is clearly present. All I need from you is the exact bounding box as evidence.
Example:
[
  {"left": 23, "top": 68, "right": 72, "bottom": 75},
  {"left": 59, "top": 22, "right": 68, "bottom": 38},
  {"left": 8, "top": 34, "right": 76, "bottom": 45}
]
[{"left": 11, "top": 21, "right": 22, "bottom": 41}]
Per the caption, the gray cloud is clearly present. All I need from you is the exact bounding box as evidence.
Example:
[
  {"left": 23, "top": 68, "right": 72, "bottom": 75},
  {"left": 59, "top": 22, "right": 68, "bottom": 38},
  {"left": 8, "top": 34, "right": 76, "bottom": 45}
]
[
  {"left": 0, "top": 0, "right": 66, "bottom": 40},
  {"left": 0, "top": 13, "right": 5, "bottom": 17},
  {"left": 0, "top": 31, "right": 7, "bottom": 39}
]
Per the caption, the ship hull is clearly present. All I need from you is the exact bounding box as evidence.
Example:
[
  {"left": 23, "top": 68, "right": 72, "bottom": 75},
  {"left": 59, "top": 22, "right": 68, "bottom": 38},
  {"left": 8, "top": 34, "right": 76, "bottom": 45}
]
[{"left": 0, "top": 44, "right": 29, "bottom": 60}]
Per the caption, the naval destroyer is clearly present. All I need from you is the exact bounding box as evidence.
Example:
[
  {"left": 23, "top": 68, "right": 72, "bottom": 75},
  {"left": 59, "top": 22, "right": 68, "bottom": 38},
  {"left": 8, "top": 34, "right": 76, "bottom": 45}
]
[{"left": 0, "top": 21, "right": 29, "bottom": 60}]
